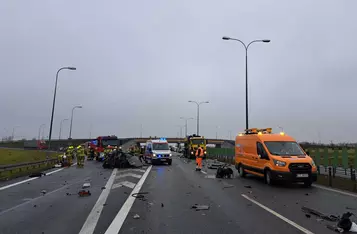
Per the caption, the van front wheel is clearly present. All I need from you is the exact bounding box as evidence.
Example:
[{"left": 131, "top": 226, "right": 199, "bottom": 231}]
[
  {"left": 238, "top": 164, "right": 246, "bottom": 178},
  {"left": 265, "top": 170, "right": 274, "bottom": 185}
]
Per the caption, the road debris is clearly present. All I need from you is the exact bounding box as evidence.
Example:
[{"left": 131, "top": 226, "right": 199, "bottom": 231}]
[
  {"left": 82, "top": 183, "right": 91, "bottom": 189},
  {"left": 305, "top": 214, "right": 311, "bottom": 218},
  {"left": 337, "top": 212, "right": 357, "bottom": 232},
  {"left": 244, "top": 185, "right": 252, "bottom": 189},
  {"left": 132, "top": 192, "right": 149, "bottom": 201},
  {"left": 191, "top": 204, "right": 210, "bottom": 211},
  {"left": 223, "top": 185, "right": 234, "bottom": 189},
  {"left": 301, "top": 206, "right": 339, "bottom": 222},
  {"left": 41, "top": 190, "right": 47, "bottom": 195},
  {"left": 133, "top": 214, "right": 140, "bottom": 219},
  {"left": 305, "top": 193, "right": 309, "bottom": 196},
  {"left": 54, "top": 164, "right": 62, "bottom": 168},
  {"left": 216, "top": 164, "right": 233, "bottom": 179},
  {"left": 101, "top": 186, "right": 106, "bottom": 190},
  {"left": 29, "top": 172, "right": 46, "bottom": 177},
  {"left": 161, "top": 203, "right": 164, "bottom": 207},
  {"left": 33, "top": 205, "right": 37, "bottom": 208},
  {"left": 78, "top": 190, "right": 91, "bottom": 197},
  {"left": 346, "top": 207, "right": 357, "bottom": 211}
]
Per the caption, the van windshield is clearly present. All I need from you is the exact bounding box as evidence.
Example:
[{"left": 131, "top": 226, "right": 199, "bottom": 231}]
[
  {"left": 153, "top": 143, "right": 169, "bottom": 150},
  {"left": 264, "top": 141, "right": 305, "bottom": 156}
]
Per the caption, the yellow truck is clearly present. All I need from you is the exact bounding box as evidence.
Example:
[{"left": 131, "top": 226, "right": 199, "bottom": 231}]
[{"left": 184, "top": 135, "right": 207, "bottom": 159}]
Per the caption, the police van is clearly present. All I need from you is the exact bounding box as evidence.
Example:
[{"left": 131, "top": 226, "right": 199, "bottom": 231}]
[{"left": 144, "top": 138, "right": 172, "bottom": 165}]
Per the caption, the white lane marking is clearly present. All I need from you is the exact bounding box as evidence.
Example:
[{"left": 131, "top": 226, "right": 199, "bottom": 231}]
[
  {"left": 112, "top": 181, "right": 136, "bottom": 189},
  {"left": 0, "top": 168, "right": 64, "bottom": 191},
  {"left": 105, "top": 166, "right": 152, "bottom": 234},
  {"left": 117, "top": 169, "right": 146, "bottom": 173},
  {"left": 313, "top": 184, "right": 357, "bottom": 198},
  {"left": 0, "top": 177, "right": 89, "bottom": 216},
  {"left": 201, "top": 170, "right": 207, "bottom": 174},
  {"left": 242, "top": 194, "right": 314, "bottom": 234},
  {"left": 116, "top": 173, "right": 142, "bottom": 179},
  {"left": 79, "top": 169, "right": 118, "bottom": 234}
]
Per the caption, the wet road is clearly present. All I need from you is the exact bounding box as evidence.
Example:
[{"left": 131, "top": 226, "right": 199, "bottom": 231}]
[{"left": 0, "top": 154, "right": 357, "bottom": 234}]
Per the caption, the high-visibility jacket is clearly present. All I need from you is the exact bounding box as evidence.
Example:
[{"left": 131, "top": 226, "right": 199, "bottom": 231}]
[{"left": 195, "top": 147, "right": 204, "bottom": 158}]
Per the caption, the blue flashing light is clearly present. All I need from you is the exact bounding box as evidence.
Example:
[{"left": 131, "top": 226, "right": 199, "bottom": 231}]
[
  {"left": 160, "top": 138, "right": 166, "bottom": 141},
  {"left": 158, "top": 155, "right": 161, "bottom": 158}
]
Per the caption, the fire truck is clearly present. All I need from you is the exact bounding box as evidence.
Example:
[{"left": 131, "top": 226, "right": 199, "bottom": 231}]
[
  {"left": 90, "top": 135, "right": 119, "bottom": 159},
  {"left": 183, "top": 135, "right": 207, "bottom": 159}
]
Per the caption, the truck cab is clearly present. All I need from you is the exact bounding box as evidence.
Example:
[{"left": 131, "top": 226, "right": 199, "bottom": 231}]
[{"left": 184, "top": 135, "right": 207, "bottom": 159}]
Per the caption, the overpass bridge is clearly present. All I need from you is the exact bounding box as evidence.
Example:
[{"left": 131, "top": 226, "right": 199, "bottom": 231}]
[{"left": 0, "top": 137, "right": 235, "bottom": 149}]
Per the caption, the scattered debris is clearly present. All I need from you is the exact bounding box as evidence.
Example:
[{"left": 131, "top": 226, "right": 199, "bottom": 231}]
[
  {"left": 78, "top": 190, "right": 91, "bottom": 197},
  {"left": 202, "top": 213, "right": 206, "bottom": 216},
  {"left": 132, "top": 192, "right": 148, "bottom": 201},
  {"left": 133, "top": 214, "right": 140, "bottom": 219},
  {"left": 305, "top": 193, "right": 309, "bottom": 196},
  {"left": 191, "top": 204, "right": 210, "bottom": 211},
  {"left": 41, "top": 190, "right": 47, "bottom": 195},
  {"left": 27, "top": 182, "right": 30, "bottom": 185},
  {"left": 337, "top": 212, "right": 356, "bottom": 232},
  {"left": 305, "top": 214, "right": 311, "bottom": 218},
  {"left": 82, "top": 183, "right": 91, "bottom": 189},
  {"left": 216, "top": 165, "right": 233, "bottom": 179},
  {"left": 161, "top": 203, "right": 164, "bottom": 208},
  {"left": 244, "top": 185, "right": 252, "bottom": 189},
  {"left": 346, "top": 207, "right": 356, "bottom": 211},
  {"left": 317, "top": 218, "right": 324, "bottom": 222},
  {"left": 101, "top": 187, "right": 106, "bottom": 190},
  {"left": 54, "top": 164, "right": 62, "bottom": 168},
  {"left": 29, "top": 172, "right": 46, "bottom": 178},
  {"left": 301, "top": 206, "right": 339, "bottom": 222},
  {"left": 33, "top": 205, "right": 37, "bottom": 208},
  {"left": 103, "top": 203, "right": 107, "bottom": 206},
  {"left": 223, "top": 185, "right": 234, "bottom": 189}
]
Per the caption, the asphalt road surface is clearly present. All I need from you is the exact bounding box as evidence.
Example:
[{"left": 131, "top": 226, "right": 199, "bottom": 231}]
[{"left": 1, "top": 153, "right": 357, "bottom": 234}]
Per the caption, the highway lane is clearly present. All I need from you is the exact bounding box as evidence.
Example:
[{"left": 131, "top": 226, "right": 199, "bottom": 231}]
[
  {"left": 1, "top": 153, "right": 357, "bottom": 234},
  {"left": 118, "top": 156, "right": 357, "bottom": 234},
  {"left": 0, "top": 161, "right": 114, "bottom": 234}
]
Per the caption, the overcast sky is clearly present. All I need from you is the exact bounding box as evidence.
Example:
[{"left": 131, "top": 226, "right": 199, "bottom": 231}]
[{"left": 1, "top": 0, "right": 356, "bottom": 143}]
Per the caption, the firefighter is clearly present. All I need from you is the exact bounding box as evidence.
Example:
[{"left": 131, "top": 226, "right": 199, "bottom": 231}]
[
  {"left": 77, "top": 145, "right": 85, "bottom": 168},
  {"left": 66, "top": 146, "right": 74, "bottom": 165},
  {"left": 195, "top": 146, "right": 204, "bottom": 171}
]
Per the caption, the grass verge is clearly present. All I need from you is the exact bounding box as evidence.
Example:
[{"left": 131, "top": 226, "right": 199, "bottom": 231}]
[{"left": 0, "top": 148, "right": 57, "bottom": 165}]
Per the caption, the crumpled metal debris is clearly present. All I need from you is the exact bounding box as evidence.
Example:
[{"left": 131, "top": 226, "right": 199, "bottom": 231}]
[
  {"left": 41, "top": 190, "right": 47, "bottom": 195},
  {"left": 301, "top": 206, "right": 339, "bottom": 222},
  {"left": 78, "top": 190, "right": 91, "bottom": 197},
  {"left": 29, "top": 172, "right": 46, "bottom": 178},
  {"left": 191, "top": 204, "right": 210, "bottom": 211},
  {"left": 132, "top": 192, "right": 149, "bottom": 201},
  {"left": 133, "top": 214, "right": 140, "bottom": 219},
  {"left": 82, "top": 183, "right": 91, "bottom": 189}
]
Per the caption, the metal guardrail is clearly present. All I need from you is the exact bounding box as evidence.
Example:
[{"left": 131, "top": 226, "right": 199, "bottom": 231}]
[{"left": 0, "top": 158, "right": 58, "bottom": 172}]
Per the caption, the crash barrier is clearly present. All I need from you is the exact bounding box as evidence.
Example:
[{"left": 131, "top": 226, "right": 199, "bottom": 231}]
[{"left": 0, "top": 158, "right": 58, "bottom": 180}]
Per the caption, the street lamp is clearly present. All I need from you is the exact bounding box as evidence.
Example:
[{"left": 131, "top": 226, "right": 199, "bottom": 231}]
[
  {"left": 176, "top": 125, "right": 184, "bottom": 138},
  {"left": 222, "top": 36, "right": 270, "bottom": 130},
  {"left": 180, "top": 117, "right": 194, "bottom": 137},
  {"left": 59, "top": 119, "right": 69, "bottom": 140},
  {"left": 188, "top": 100, "right": 209, "bottom": 135},
  {"left": 38, "top": 124, "right": 45, "bottom": 140},
  {"left": 48, "top": 67, "right": 76, "bottom": 149},
  {"left": 69, "top": 105, "right": 82, "bottom": 139},
  {"left": 11, "top": 126, "right": 20, "bottom": 141}
]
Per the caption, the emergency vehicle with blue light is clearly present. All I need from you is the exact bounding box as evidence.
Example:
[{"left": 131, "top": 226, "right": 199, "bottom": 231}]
[{"left": 144, "top": 138, "right": 172, "bottom": 165}]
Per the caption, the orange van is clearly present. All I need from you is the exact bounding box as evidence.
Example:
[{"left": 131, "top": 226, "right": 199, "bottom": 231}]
[{"left": 235, "top": 128, "right": 317, "bottom": 187}]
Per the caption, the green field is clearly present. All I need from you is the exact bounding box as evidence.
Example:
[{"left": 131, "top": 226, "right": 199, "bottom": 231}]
[{"left": 0, "top": 148, "right": 58, "bottom": 165}]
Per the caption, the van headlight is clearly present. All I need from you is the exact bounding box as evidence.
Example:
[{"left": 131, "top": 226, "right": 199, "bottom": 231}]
[
  {"left": 273, "top": 159, "right": 286, "bottom": 167},
  {"left": 153, "top": 154, "right": 156, "bottom": 157},
  {"left": 191, "top": 151, "right": 194, "bottom": 154},
  {"left": 204, "top": 151, "right": 207, "bottom": 154},
  {"left": 311, "top": 160, "right": 316, "bottom": 167},
  {"left": 169, "top": 153, "right": 172, "bottom": 157}
]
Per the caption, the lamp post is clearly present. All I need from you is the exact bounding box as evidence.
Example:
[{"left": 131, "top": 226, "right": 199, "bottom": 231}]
[
  {"left": 59, "top": 119, "right": 69, "bottom": 140},
  {"left": 69, "top": 105, "right": 82, "bottom": 139},
  {"left": 12, "top": 126, "right": 20, "bottom": 141},
  {"left": 48, "top": 67, "right": 76, "bottom": 149},
  {"left": 222, "top": 36, "right": 270, "bottom": 130},
  {"left": 188, "top": 100, "right": 209, "bottom": 135},
  {"left": 38, "top": 124, "right": 45, "bottom": 140},
  {"left": 180, "top": 117, "right": 194, "bottom": 137}
]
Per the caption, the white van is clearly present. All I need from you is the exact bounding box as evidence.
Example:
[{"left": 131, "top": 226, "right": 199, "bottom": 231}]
[{"left": 144, "top": 138, "right": 172, "bottom": 165}]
